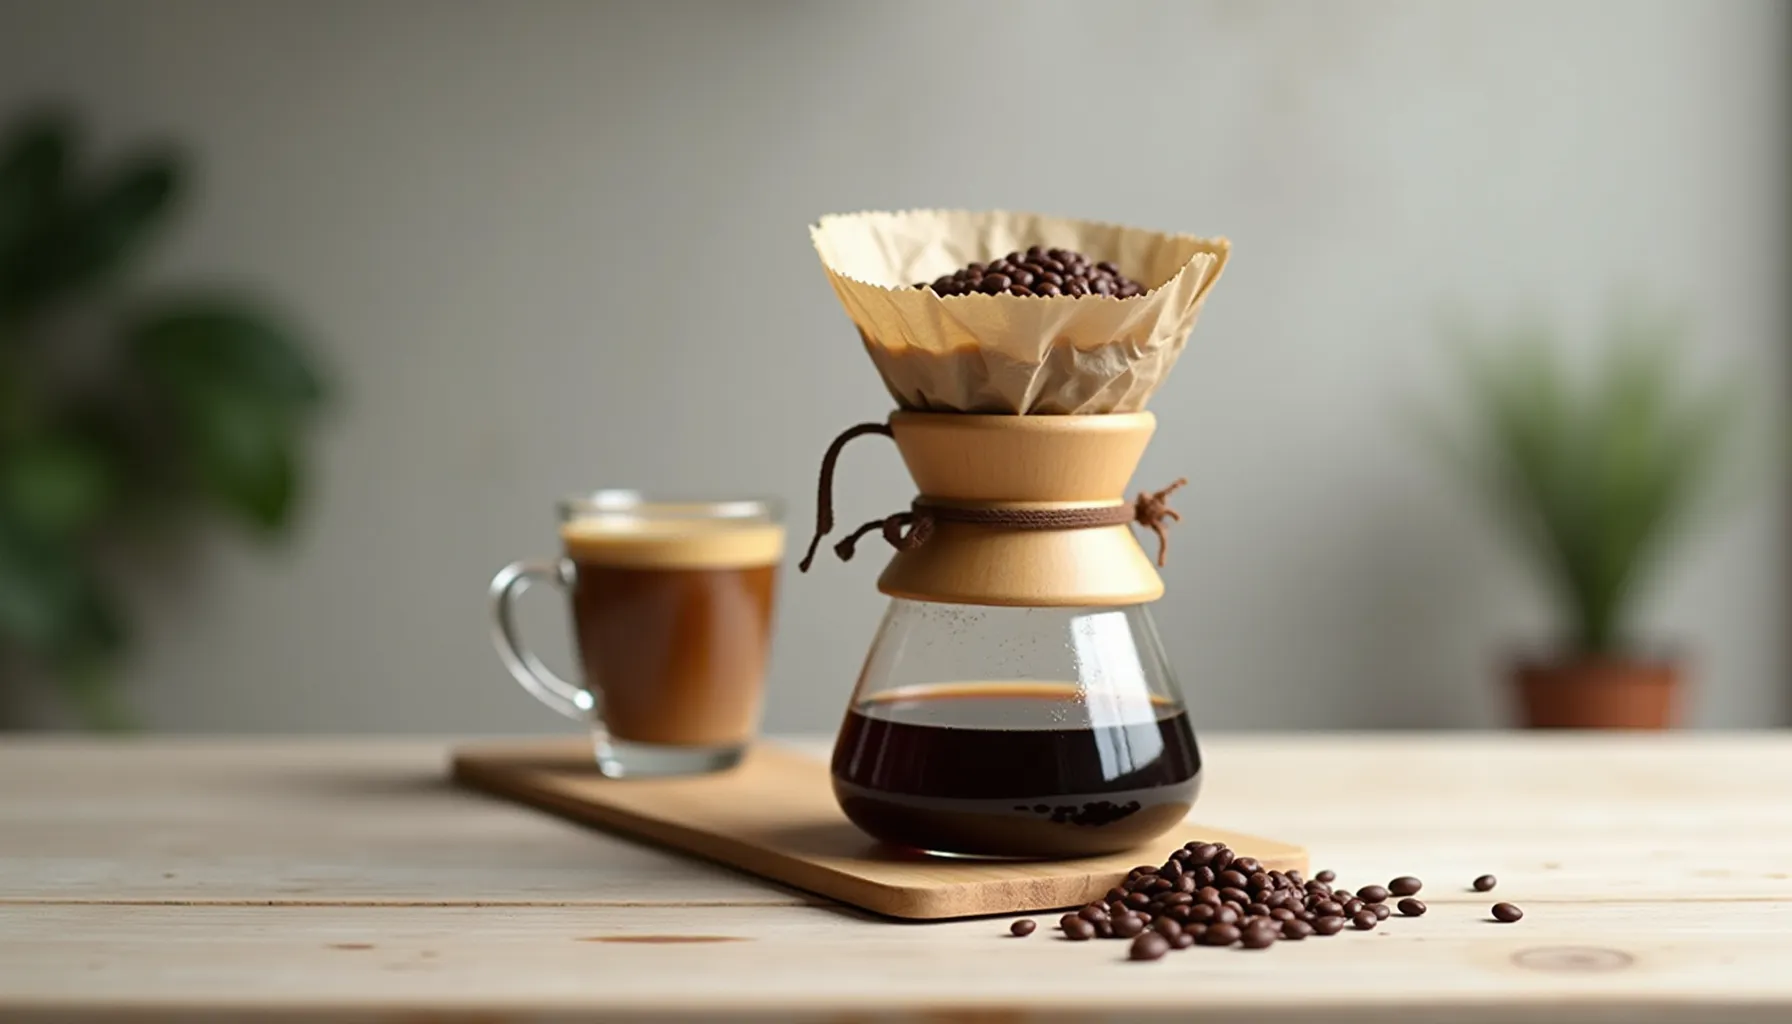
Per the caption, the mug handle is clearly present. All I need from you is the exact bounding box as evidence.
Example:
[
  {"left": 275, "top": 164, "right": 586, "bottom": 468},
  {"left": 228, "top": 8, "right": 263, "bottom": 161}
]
[{"left": 489, "top": 560, "right": 596, "bottom": 722}]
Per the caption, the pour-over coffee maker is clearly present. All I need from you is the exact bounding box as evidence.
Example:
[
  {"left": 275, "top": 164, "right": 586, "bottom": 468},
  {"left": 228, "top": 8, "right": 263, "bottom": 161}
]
[{"left": 803, "top": 210, "right": 1231, "bottom": 860}]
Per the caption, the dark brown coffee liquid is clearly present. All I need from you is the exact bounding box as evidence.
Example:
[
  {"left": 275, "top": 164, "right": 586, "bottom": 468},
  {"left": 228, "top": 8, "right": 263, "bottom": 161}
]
[
  {"left": 831, "top": 682, "right": 1201, "bottom": 859},
  {"left": 571, "top": 562, "right": 778, "bottom": 747}
]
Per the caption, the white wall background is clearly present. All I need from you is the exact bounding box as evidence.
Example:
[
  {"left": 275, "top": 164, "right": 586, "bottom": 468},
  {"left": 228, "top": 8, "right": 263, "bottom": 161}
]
[{"left": 0, "top": 0, "right": 1784, "bottom": 733}]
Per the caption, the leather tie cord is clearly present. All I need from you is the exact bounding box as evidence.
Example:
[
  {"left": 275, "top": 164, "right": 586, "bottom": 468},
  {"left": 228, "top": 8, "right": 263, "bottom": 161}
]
[{"left": 798, "top": 421, "right": 1189, "bottom": 572}]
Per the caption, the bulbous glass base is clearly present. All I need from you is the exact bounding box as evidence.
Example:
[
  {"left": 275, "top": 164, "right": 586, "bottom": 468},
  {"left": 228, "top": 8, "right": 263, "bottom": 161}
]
[{"left": 829, "top": 601, "right": 1202, "bottom": 860}]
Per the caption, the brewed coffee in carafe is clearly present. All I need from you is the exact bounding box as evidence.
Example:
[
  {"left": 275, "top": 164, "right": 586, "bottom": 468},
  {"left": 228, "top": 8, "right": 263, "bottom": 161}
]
[
  {"left": 804, "top": 210, "right": 1230, "bottom": 859},
  {"left": 832, "top": 602, "right": 1202, "bottom": 859}
]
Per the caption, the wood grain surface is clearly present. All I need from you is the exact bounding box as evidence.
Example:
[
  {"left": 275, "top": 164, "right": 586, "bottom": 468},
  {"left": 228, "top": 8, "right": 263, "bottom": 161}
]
[
  {"left": 3, "top": 733, "right": 1792, "bottom": 1022},
  {"left": 450, "top": 738, "right": 1304, "bottom": 919}
]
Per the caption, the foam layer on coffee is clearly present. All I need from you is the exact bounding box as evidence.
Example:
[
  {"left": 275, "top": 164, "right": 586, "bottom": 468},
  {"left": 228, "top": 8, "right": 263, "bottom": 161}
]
[{"left": 561, "top": 517, "right": 785, "bottom": 569}]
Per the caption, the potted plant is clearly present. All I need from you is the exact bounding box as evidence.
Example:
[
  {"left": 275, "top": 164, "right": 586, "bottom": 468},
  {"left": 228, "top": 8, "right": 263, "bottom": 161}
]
[
  {"left": 0, "top": 107, "right": 330, "bottom": 727},
  {"left": 1435, "top": 309, "right": 1745, "bottom": 729}
]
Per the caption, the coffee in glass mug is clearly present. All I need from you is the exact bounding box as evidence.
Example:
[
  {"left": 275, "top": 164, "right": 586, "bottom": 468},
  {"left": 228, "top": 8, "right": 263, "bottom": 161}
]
[{"left": 490, "top": 491, "right": 784, "bottom": 777}]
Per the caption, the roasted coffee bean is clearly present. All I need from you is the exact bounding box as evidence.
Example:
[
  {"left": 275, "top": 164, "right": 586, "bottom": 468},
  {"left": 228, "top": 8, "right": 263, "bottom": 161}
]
[
  {"left": 1241, "top": 923, "right": 1278, "bottom": 949},
  {"left": 1343, "top": 898, "right": 1366, "bottom": 916},
  {"left": 1196, "top": 886, "right": 1221, "bottom": 905},
  {"left": 1059, "top": 913, "right": 1081, "bottom": 931},
  {"left": 1189, "top": 842, "right": 1219, "bottom": 864},
  {"left": 1270, "top": 907, "right": 1297, "bottom": 922},
  {"left": 1095, "top": 919, "right": 1114, "bottom": 939},
  {"left": 1221, "top": 901, "right": 1245, "bottom": 917},
  {"left": 1176, "top": 875, "right": 1196, "bottom": 894},
  {"left": 1202, "top": 923, "right": 1242, "bottom": 947},
  {"left": 1315, "top": 869, "right": 1337, "bottom": 883},
  {"left": 1193, "top": 866, "right": 1216, "bottom": 886},
  {"left": 1063, "top": 918, "right": 1095, "bottom": 940},
  {"left": 1313, "top": 915, "right": 1346, "bottom": 936},
  {"left": 1247, "top": 871, "right": 1271, "bottom": 891},
  {"left": 1152, "top": 917, "right": 1182, "bottom": 938},
  {"left": 1233, "top": 857, "right": 1262, "bottom": 874},
  {"left": 1211, "top": 848, "right": 1236, "bottom": 871},
  {"left": 1397, "top": 898, "right": 1427, "bottom": 917},
  {"left": 1078, "top": 905, "right": 1107, "bottom": 923},
  {"left": 1147, "top": 878, "right": 1173, "bottom": 894},
  {"left": 1492, "top": 902, "right": 1524, "bottom": 923},
  {"left": 1351, "top": 910, "right": 1378, "bottom": 931},
  {"left": 1285, "top": 869, "right": 1304, "bottom": 886},
  {"left": 1217, "top": 869, "right": 1248, "bottom": 889},
  {"left": 1213, "top": 906, "right": 1240, "bottom": 926},
  {"left": 1371, "top": 903, "right": 1391, "bottom": 921},
  {"left": 1105, "top": 887, "right": 1127, "bottom": 904},
  {"left": 1304, "top": 880, "right": 1332, "bottom": 894},
  {"left": 1187, "top": 904, "right": 1216, "bottom": 924},
  {"left": 1113, "top": 914, "right": 1146, "bottom": 938},
  {"left": 1161, "top": 860, "right": 1184, "bottom": 880},
  {"left": 1130, "top": 931, "right": 1170, "bottom": 961},
  {"left": 1011, "top": 919, "right": 1037, "bottom": 937},
  {"left": 1125, "top": 892, "right": 1151, "bottom": 909},
  {"left": 1167, "top": 905, "right": 1193, "bottom": 924},
  {"left": 1246, "top": 903, "right": 1270, "bottom": 918},
  {"left": 1163, "top": 892, "right": 1194, "bottom": 907},
  {"left": 1172, "top": 930, "right": 1197, "bottom": 949},
  {"left": 1389, "top": 876, "right": 1423, "bottom": 896},
  {"left": 923, "top": 248, "right": 1147, "bottom": 299},
  {"left": 1357, "top": 885, "right": 1390, "bottom": 904},
  {"left": 1220, "top": 887, "right": 1250, "bottom": 905},
  {"left": 1474, "top": 874, "right": 1498, "bottom": 892},
  {"left": 1313, "top": 900, "right": 1343, "bottom": 917}
]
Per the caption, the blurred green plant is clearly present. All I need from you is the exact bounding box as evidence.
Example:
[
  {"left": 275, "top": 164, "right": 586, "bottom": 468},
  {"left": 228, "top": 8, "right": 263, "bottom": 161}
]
[
  {"left": 1432, "top": 306, "right": 1745, "bottom": 658},
  {"left": 0, "top": 108, "right": 328, "bottom": 727}
]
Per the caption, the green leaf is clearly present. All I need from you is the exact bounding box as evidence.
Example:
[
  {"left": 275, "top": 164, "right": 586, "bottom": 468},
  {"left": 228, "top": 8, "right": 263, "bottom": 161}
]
[
  {"left": 173, "top": 383, "right": 298, "bottom": 531},
  {"left": 0, "top": 513, "right": 125, "bottom": 662},
  {"left": 18, "top": 148, "right": 184, "bottom": 304},
  {"left": 0, "top": 433, "right": 118, "bottom": 537},
  {"left": 0, "top": 110, "right": 74, "bottom": 311},
  {"left": 131, "top": 296, "right": 328, "bottom": 412}
]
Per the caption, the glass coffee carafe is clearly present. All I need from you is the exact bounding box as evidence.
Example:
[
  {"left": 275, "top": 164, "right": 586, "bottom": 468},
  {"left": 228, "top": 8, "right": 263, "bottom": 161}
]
[{"left": 806, "top": 411, "right": 1202, "bottom": 860}]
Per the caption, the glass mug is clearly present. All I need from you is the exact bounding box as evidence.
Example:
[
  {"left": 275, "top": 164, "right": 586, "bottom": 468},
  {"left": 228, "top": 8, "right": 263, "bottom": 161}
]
[{"left": 489, "top": 491, "right": 785, "bottom": 777}]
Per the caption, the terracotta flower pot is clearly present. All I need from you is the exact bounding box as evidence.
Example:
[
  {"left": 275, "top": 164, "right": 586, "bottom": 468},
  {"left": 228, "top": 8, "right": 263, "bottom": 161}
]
[{"left": 1512, "top": 656, "right": 1683, "bottom": 729}]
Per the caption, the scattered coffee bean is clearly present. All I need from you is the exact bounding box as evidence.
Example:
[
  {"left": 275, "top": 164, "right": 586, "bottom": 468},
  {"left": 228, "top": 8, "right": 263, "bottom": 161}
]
[
  {"left": 1078, "top": 905, "right": 1106, "bottom": 923},
  {"left": 1063, "top": 918, "right": 1095, "bottom": 941},
  {"left": 1152, "top": 917, "right": 1182, "bottom": 938},
  {"left": 1356, "top": 885, "right": 1389, "bottom": 904},
  {"left": 1474, "top": 874, "right": 1498, "bottom": 892},
  {"left": 1281, "top": 919, "right": 1314, "bottom": 940},
  {"left": 1343, "top": 899, "right": 1366, "bottom": 916},
  {"left": 1371, "top": 903, "right": 1390, "bottom": 921},
  {"left": 1113, "top": 913, "right": 1146, "bottom": 938},
  {"left": 1241, "top": 922, "right": 1278, "bottom": 949},
  {"left": 1313, "top": 899, "right": 1343, "bottom": 917},
  {"left": 1389, "top": 876, "right": 1422, "bottom": 896},
  {"left": 1202, "top": 923, "right": 1242, "bottom": 947},
  {"left": 1010, "top": 919, "right": 1036, "bottom": 937},
  {"left": 1315, "top": 869, "right": 1336, "bottom": 883},
  {"left": 1351, "top": 910, "right": 1378, "bottom": 931},
  {"left": 1313, "top": 915, "right": 1346, "bottom": 936},
  {"left": 1172, "top": 930, "right": 1197, "bottom": 949},
  {"left": 1130, "top": 931, "right": 1170, "bottom": 960},
  {"left": 1492, "top": 902, "right": 1524, "bottom": 923},
  {"left": 1397, "top": 898, "right": 1426, "bottom": 917}
]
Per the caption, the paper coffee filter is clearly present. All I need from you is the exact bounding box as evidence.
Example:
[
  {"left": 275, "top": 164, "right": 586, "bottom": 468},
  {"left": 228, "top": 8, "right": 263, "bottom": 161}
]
[{"left": 810, "top": 209, "right": 1230, "bottom": 413}]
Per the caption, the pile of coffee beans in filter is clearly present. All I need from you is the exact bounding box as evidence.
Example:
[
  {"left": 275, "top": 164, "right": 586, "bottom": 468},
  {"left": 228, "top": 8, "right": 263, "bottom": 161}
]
[
  {"left": 914, "top": 246, "right": 1147, "bottom": 298},
  {"left": 1005, "top": 840, "right": 1522, "bottom": 961}
]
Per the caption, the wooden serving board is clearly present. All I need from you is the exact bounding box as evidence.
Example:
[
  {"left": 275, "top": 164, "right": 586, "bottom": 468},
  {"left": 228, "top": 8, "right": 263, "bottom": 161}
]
[{"left": 451, "top": 739, "right": 1306, "bottom": 920}]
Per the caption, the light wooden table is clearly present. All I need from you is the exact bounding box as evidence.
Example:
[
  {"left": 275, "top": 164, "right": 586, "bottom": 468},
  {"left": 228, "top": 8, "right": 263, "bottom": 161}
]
[{"left": 2, "top": 734, "right": 1791, "bottom": 1023}]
